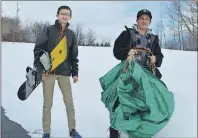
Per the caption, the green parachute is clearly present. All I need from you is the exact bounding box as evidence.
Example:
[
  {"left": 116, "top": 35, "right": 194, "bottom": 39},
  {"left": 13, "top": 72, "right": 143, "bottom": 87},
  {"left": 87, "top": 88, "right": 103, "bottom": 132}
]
[{"left": 99, "top": 48, "right": 174, "bottom": 138}]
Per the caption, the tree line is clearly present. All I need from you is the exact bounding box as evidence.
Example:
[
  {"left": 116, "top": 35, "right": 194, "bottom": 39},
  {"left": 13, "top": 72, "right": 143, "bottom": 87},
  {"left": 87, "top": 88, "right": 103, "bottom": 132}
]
[
  {"left": 2, "top": 1, "right": 197, "bottom": 51},
  {"left": 1, "top": 16, "right": 111, "bottom": 47}
]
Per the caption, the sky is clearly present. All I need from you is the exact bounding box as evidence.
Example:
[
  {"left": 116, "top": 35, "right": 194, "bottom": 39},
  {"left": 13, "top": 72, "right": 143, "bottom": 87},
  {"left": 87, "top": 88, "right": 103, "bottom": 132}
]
[{"left": 2, "top": 1, "right": 168, "bottom": 43}]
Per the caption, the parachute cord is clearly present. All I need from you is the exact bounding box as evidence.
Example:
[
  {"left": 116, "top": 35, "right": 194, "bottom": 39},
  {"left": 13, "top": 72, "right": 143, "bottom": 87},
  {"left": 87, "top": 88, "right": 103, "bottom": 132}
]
[{"left": 124, "top": 47, "right": 156, "bottom": 75}]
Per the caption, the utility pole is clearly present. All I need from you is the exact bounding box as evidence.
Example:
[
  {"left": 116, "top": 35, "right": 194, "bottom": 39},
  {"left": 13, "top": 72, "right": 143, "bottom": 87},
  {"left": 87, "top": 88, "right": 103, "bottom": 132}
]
[
  {"left": 17, "top": 2, "right": 19, "bottom": 23},
  {"left": 13, "top": 2, "right": 20, "bottom": 43}
]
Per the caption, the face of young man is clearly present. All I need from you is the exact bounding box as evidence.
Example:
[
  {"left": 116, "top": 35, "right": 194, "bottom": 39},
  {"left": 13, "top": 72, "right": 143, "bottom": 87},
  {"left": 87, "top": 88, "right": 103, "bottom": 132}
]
[
  {"left": 136, "top": 14, "right": 151, "bottom": 30},
  {"left": 56, "top": 9, "right": 71, "bottom": 24}
]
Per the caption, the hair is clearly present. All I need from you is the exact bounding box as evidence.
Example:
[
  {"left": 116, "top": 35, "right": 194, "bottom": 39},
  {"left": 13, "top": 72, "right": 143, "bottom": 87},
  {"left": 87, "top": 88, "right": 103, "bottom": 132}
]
[{"left": 57, "top": 6, "right": 72, "bottom": 17}]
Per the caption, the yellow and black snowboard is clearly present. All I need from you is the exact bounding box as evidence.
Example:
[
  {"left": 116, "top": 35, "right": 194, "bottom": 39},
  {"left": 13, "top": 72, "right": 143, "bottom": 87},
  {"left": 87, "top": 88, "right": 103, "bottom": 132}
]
[{"left": 18, "top": 36, "right": 67, "bottom": 101}]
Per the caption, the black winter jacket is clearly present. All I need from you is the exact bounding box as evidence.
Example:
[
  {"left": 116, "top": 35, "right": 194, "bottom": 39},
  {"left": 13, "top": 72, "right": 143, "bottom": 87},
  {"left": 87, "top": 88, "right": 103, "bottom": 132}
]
[
  {"left": 33, "top": 20, "right": 79, "bottom": 77},
  {"left": 113, "top": 27, "right": 164, "bottom": 79}
]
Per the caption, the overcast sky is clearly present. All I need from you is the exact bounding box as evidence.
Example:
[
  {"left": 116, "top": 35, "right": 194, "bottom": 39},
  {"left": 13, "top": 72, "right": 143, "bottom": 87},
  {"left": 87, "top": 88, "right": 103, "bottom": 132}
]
[{"left": 2, "top": 1, "right": 167, "bottom": 43}]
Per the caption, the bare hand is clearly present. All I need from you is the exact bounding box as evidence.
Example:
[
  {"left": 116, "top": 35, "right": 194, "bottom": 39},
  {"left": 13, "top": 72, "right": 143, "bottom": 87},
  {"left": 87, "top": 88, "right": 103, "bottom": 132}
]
[
  {"left": 128, "top": 49, "right": 138, "bottom": 56},
  {"left": 148, "top": 55, "right": 156, "bottom": 64},
  {"left": 73, "top": 76, "right": 78, "bottom": 83},
  {"left": 42, "top": 73, "right": 47, "bottom": 81},
  {"left": 127, "top": 55, "right": 133, "bottom": 62},
  {"left": 127, "top": 49, "right": 138, "bottom": 61}
]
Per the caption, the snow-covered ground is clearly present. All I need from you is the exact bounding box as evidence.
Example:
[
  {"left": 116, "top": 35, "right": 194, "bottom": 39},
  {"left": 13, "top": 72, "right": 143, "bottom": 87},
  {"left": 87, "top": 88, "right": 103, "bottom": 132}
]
[{"left": 2, "top": 42, "right": 197, "bottom": 137}]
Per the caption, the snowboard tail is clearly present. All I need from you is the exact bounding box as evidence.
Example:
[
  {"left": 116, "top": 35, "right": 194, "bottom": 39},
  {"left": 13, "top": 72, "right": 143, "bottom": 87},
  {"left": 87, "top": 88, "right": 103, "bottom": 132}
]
[
  {"left": 17, "top": 36, "right": 67, "bottom": 101},
  {"left": 18, "top": 78, "right": 40, "bottom": 101}
]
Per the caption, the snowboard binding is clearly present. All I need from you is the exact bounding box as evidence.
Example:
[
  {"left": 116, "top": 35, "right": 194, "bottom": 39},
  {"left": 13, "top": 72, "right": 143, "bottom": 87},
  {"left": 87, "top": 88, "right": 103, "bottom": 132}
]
[
  {"left": 26, "top": 66, "right": 37, "bottom": 87},
  {"left": 39, "top": 50, "right": 52, "bottom": 74},
  {"left": 25, "top": 50, "right": 52, "bottom": 88}
]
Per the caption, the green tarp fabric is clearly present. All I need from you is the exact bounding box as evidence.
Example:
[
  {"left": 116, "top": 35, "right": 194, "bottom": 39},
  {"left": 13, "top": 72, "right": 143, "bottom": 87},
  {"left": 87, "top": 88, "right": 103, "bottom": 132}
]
[{"left": 99, "top": 60, "right": 174, "bottom": 138}]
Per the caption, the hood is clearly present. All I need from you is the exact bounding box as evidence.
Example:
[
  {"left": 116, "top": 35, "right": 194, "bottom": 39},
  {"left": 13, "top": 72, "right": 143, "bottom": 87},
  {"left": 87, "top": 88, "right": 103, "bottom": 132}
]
[{"left": 132, "top": 24, "right": 152, "bottom": 35}]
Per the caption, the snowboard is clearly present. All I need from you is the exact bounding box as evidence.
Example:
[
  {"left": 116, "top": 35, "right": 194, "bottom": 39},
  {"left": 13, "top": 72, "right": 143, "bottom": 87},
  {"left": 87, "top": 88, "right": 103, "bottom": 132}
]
[{"left": 17, "top": 36, "right": 67, "bottom": 101}]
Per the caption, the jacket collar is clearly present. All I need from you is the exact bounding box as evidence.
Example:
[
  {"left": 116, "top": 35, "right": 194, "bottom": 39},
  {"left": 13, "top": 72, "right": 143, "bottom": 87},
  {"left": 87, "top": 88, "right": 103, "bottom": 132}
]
[{"left": 54, "top": 20, "right": 70, "bottom": 31}]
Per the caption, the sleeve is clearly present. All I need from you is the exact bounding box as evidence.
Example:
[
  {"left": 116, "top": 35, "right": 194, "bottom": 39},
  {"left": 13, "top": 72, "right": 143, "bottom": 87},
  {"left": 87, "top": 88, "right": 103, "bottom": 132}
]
[
  {"left": 113, "top": 31, "right": 131, "bottom": 60},
  {"left": 70, "top": 32, "right": 79, "bottom": 77},
  {"left": 153, "top": 36, "right": 164, "bottom": 67},
  {"left": 33, "top": 27, "right": 49, "bottom": 65}
]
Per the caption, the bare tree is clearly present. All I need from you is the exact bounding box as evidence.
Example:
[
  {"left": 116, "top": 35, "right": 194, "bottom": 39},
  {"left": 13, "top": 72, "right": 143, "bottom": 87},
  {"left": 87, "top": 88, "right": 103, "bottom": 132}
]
[
  {"left": 85, "top": 28, "right": 96, "bottom": 46},
  {"left": 20, "top": 20, "right": 35, "bottom": 43},
  {"left": 155, "top": 20, "right": 166, "bottom": 48},
  {"left": 162, "top": 1, "right": 197, "bottom": 51},
  {"left": 20, "top": 20, "right": 50, "bottom": 43},
  {"left": 72, "top": 24, "right": 85, "bottom": 46},
  {"left": 173, "top": 1, "right": 197, "bottom": 49},
  {"left": 32, "top": 21, "right": 50, "bottom": 41},
  {"left": 165, "top": 1, "right": 182, "bottom": 49},
  {"left": 155, "top": 22, "right": 160, "bottom": 37}
]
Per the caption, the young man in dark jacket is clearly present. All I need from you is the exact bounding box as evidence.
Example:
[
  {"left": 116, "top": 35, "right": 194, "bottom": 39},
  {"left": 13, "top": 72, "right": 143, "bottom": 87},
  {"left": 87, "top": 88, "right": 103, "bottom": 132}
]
[
  {"left": 110, "top": 9, "right": 164, "bottom": 138},
  {"left": 33, "top": 6, "right": 81, "bottom": 138}
]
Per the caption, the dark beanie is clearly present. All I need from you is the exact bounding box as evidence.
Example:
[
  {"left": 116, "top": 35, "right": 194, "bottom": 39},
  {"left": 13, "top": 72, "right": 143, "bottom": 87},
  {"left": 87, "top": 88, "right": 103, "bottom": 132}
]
[{"left": 137, "top": 9, "right": 152, "bottom": 20}]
